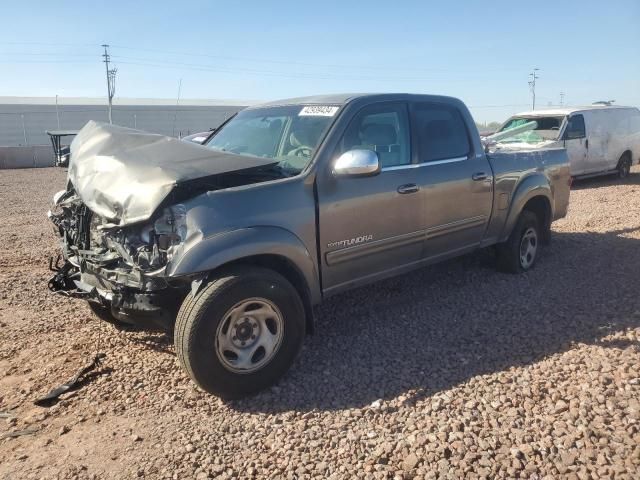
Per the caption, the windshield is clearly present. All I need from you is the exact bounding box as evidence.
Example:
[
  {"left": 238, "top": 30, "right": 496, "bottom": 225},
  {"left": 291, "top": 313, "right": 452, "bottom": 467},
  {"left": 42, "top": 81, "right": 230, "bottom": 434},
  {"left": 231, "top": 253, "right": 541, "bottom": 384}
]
[
  {"left": 205, "top": 105, "right": 338, "bottom": 175},
  {"left": 498, "top": 116, "right": 565, "bottom": 144}
]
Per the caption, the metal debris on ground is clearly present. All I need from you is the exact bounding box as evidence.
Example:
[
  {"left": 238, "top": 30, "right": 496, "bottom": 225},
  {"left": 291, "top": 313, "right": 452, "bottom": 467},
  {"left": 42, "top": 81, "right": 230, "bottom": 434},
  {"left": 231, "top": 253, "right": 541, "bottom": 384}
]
[{"left": 34, "top": 353, "right": 106, "bottom": 406}]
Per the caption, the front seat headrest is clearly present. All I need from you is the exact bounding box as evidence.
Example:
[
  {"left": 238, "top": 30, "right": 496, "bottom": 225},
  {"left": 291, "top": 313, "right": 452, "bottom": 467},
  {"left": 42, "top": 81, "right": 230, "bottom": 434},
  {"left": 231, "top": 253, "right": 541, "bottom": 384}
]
[{"left": 360, "top": 124, "right": 397, "bottom": 146}]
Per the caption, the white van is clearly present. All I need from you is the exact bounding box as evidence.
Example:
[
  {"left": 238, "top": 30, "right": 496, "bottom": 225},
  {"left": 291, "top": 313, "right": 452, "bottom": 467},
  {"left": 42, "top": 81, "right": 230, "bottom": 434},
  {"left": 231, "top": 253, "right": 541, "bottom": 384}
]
[{"left": 493, "top": 105, "right": 640, "bottom": 178}]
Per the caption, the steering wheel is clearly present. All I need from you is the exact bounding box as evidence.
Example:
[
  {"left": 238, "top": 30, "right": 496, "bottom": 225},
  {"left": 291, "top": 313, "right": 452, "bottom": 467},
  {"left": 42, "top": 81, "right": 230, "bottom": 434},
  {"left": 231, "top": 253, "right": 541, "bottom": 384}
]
[{"left": 289, "top": 146, "right": 313, "bottom": 157}]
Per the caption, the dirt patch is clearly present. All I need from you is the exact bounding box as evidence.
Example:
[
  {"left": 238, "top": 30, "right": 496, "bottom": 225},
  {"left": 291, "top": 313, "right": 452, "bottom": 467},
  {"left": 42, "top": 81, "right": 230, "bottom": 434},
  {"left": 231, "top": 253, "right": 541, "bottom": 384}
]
[{"left": 1, "top": 167, "right": 639, "bottom": 479}]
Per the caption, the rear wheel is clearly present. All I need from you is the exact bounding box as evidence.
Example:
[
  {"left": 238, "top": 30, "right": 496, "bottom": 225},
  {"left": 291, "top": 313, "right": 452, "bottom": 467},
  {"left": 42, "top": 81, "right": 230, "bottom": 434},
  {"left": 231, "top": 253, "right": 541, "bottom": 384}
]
[
  {"left": 496, "top": 211, "right": 540, "bottom": 273},
  {"left": 617, "top": 153, "right": 632, "bottom": 179},
  {"left": 174, "top": 266, "right": 305, "bottom": 399}
]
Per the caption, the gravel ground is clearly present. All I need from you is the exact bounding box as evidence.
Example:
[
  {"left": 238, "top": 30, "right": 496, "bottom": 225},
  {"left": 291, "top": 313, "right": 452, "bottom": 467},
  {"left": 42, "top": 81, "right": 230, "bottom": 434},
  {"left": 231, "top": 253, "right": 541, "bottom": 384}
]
[{"left": 1, "top": 167, "right": 639, "bottom": 480}]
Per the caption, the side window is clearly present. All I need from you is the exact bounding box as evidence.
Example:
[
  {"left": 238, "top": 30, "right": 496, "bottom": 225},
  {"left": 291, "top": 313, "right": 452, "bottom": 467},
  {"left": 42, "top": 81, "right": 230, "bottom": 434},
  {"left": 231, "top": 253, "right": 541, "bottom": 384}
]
[
  {"left": 565, "top": 114, "right": 585, "bottom": 139},
  {"left": 412, "top": 103, "right": 470, "bottom": 162},
  {"left": 339, "top": 103, "right": 410, "bottom": 168}
]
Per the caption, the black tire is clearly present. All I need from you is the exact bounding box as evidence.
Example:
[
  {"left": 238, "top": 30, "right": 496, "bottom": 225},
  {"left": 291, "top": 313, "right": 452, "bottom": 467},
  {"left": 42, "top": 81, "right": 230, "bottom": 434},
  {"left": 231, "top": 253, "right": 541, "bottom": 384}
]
[
  {"left": 174, "top": 266, "right": 305, "bottom": 399},
  {"left": 617, "top": 153, "right": 632, "bottom": 179},
  {"left": 496, "top": 211, "right": 540, "bottom": 273},
  {"left": 88, "top": 301, "right": 147, "bottom": 330},
  {"left": 88, "top": 301, "right": 119, "bottom": 324}
]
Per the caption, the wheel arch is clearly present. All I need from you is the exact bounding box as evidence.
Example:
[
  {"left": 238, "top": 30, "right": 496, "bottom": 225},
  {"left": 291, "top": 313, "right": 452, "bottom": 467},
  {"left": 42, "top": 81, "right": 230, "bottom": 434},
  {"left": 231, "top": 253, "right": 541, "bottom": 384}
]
[
  {"left": 619, "top": 149, "right": 633, "bottom": 164},
  {"left": 500, "top": 175, "right": 553, "bottom": 244},
  {"left": 167, "top": 227, "right": 320, "bottom": 333}
]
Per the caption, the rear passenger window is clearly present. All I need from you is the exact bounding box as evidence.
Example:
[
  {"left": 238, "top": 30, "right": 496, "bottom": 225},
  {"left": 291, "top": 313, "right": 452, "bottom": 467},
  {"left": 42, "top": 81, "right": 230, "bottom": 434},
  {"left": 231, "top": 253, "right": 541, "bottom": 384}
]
[
  {"left": 413, "top": 104, "right": 470, "bottom": 162},
  {"left": 339, "top": 103, "right": 410, "bottom": 168},
  {"left": 565, "top": 115, "right": 585, "bottom": 139}
]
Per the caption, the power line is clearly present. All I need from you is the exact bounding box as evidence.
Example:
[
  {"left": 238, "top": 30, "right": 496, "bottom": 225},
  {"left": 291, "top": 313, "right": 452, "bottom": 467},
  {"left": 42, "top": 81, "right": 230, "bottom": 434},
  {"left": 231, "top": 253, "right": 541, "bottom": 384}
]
[
  {"left": 108, "top": 44, "right": 525, "bottom": 74},
  {"left": 111, "top": 58, "right": 494, "bottom": 83}
]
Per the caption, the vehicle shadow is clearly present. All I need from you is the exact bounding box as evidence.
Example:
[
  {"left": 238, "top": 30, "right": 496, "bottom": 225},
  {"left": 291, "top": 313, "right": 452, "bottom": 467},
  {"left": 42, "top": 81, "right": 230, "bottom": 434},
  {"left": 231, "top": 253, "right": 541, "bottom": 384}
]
[
  {"left": 233, "top": 227, "right": 640, "bottom": 413},
  {"left": 126, "top": 332, "right": 174, "bottom": 355},
  {"left": 570, "top": 169, "right": 640, "bottom": 190}
]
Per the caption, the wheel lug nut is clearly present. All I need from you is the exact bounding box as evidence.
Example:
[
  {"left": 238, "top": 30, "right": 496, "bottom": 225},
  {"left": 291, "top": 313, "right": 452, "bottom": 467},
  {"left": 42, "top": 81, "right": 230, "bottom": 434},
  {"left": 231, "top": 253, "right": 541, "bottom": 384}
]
[
  {"left": 241, "top": 341, "right": 246, "bottom": 346},
  {"left": 252, "top": 324, "right": 257, "bottom": 329},
  {"left": 251, "top": 335, "right": 256, "bottom": 339},
  {"left": 232, "top": 336, "right": 237, "bottom": 340}
]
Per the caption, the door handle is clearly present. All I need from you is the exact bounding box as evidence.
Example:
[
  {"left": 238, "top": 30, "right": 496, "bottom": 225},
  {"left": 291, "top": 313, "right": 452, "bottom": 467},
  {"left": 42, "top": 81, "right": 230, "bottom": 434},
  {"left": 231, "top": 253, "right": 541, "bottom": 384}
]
[
  {"left": 397, "top": 183, "right": 419, "bottom": 194},
  {"left": 472, "top": 172, "right": 488, "bottom": 181}
]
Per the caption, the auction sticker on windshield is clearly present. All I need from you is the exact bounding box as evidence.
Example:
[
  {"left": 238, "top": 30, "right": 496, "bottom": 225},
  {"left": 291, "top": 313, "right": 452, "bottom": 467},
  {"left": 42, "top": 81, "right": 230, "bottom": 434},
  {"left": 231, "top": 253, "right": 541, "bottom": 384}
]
[{"left": 299, "top": 106, "right": 340, "bottom": 116}]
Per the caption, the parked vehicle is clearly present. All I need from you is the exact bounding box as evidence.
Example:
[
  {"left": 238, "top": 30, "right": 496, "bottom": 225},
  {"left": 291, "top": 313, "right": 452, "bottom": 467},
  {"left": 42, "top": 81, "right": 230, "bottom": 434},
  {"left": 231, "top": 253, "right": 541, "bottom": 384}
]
[
  {"left": 491, "top": 105, "right": 640, "bottom": 179},
  {"left": 47, "top": 94, "right": 570, "bottom": 398},
  {"left": 46, "top": 130, "right": 79, "bottom": 167}
]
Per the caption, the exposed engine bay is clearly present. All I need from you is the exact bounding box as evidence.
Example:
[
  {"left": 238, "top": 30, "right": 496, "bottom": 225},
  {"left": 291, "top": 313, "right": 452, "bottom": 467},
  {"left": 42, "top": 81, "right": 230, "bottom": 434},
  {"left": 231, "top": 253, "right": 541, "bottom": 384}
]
[{"left": 47, "top": 185, "right": 190, "bottom": 329}]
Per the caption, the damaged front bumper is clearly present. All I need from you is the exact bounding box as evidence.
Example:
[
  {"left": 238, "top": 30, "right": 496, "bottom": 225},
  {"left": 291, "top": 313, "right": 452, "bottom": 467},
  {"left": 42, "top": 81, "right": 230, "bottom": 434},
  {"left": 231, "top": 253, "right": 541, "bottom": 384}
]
[
  {"left": 47, "top": 192, "right": 188, "bottom": 330},
  {"left": 48, "top": 253, "right": 181, "bottom": 330}
]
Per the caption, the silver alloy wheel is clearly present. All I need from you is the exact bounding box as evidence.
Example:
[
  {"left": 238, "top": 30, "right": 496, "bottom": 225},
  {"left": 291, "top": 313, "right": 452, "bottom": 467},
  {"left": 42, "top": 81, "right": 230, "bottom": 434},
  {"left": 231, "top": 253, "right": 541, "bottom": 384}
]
[
  {"left": 215, "top": 298, "right": 284, "bottom": 374},
  {"left": 519, "top": 227, "right": 538, "bottom": 270}
]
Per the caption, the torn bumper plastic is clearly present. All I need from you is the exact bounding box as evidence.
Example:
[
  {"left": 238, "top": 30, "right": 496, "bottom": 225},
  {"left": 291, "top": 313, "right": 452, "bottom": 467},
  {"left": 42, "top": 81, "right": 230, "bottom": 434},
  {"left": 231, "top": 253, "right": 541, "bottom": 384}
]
[{"left": 48, "top": 254, "right": 181, "bottom": 330}]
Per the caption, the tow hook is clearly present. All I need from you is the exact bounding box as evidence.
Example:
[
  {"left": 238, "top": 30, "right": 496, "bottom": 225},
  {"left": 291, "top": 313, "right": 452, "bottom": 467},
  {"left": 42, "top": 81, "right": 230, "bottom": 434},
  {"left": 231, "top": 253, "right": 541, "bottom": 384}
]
[{"left": 47, "top": 255, "right": 77, "bottom": 292}]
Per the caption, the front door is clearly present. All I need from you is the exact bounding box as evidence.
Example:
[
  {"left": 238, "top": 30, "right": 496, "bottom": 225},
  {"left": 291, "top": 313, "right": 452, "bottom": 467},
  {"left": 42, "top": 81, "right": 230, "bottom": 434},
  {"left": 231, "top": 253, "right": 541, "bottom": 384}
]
[
  {"left": 563, "top": 114, "right": 588, "bottom": 175},
  {"left": 410, "top": 101, "right": 493, "bottom": 259},
  {"left": 317, "top": 102, "right": 424, "bottom": 294}
]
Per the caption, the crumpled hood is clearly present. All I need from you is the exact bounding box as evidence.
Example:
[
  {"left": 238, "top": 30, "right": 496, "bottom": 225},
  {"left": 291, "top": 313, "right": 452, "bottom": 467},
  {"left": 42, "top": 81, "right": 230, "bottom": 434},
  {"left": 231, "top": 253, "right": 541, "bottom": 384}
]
[{"left": 68, "top": 120, "right": 276, "bottom": 226}]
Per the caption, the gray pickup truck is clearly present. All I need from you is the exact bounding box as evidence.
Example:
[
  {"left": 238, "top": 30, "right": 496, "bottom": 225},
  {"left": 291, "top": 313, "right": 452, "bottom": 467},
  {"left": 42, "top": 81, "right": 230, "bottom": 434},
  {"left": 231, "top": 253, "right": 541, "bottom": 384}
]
[{"left": 48, "top": 93, "right": 570, "bottom": 398}]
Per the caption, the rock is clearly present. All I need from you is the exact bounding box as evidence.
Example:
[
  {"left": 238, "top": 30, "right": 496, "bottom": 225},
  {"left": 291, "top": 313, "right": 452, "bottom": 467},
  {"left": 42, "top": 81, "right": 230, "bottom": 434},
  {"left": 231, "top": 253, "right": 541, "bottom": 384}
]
[
  {"left": 403, "top": 453, "right": 419, "bottom": 471},
  {"left": 554, "top": 400, "right": 569, "bottom": 414}
]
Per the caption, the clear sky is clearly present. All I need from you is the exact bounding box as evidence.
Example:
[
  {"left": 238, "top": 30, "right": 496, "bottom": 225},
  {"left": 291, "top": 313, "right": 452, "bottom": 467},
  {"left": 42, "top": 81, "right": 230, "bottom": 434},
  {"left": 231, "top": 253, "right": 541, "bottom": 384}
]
[{"left": 0, "top": 0, "right": 638, "bottom": 122}]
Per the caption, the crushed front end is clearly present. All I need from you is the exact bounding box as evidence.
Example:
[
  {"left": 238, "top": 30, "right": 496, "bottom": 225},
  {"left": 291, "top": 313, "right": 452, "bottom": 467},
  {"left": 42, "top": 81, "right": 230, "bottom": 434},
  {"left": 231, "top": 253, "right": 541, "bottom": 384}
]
[{"left": 48, "top": 187, "right": 189, "bottom": 330}]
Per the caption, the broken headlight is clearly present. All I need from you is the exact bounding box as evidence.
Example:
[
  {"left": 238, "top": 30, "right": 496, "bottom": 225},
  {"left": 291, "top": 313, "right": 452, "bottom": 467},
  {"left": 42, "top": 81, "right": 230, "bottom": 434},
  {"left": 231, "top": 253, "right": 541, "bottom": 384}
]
[
  {"left": 153, "top": 204, "right": 187, "bottom": 264},
  {"left": 102, "top": 204, "right": 187, "bottom": 270}
]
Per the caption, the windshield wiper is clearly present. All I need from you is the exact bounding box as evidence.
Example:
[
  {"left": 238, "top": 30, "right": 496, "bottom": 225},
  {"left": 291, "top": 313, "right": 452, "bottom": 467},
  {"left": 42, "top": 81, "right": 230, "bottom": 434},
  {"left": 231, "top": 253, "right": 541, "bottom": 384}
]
[{"left": 233, "top": 163, "right": 290, "bottom": 179}]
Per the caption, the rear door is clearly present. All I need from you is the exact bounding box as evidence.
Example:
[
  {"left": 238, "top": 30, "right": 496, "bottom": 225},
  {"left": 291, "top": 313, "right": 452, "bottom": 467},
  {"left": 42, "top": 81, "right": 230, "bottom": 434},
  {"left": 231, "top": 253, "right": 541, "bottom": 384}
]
[
  {"left": 316, "top": 102, "right": 424, "bottom": 293},
  {"left": 410, "top": 101, "right": 493, "bottom": 259},
  {"left": 563, "top": 114, "right": 589, "bottom": 175}
]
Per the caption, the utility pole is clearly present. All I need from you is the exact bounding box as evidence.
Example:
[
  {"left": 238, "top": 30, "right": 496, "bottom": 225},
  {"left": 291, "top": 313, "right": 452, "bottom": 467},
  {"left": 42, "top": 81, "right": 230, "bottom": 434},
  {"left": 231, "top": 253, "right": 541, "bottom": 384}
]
[
  {"left": 172, "top": 78, "right": 182, "bottom": 138},
  {"left": 560, "top": 91, "right": 565, "bottom": 107},
  {"left": 528, "top": 68, "right": 540, "bottom": 110},
  {"left": 101, "top": 44, "right": 117, "bottom": 124}
]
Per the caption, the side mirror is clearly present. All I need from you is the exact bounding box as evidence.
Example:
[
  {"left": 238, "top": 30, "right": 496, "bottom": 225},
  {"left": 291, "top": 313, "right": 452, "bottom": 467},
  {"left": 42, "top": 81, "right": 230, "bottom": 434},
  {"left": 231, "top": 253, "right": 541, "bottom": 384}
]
[{"left": 333, "top": 149, "right": 380, "bottom": 177}]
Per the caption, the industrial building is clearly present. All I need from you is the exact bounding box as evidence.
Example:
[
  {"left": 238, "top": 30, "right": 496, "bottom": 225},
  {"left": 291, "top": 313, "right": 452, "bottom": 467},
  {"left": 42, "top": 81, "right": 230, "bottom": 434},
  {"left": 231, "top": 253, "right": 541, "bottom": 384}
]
[{"left": 0, "top": 96, "right": 249, "bottom": 168}]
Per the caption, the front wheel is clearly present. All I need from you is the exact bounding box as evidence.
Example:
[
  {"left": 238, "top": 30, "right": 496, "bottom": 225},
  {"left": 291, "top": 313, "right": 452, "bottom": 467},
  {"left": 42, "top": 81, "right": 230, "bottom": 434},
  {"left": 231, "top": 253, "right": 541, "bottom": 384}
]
[
  {"left": 174, "top": 266, "right": 305, "bottom": 399},
  {"left": 496, "top": 211, "right": 540, "bottom": 273},
  {"left": 617, "top": 154, "right": 632, "bottom": 179}
]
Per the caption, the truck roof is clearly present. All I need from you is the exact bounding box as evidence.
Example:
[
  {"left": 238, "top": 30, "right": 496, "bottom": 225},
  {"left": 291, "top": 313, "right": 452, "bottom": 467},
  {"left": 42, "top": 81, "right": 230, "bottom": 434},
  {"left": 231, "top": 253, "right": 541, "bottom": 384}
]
[
  {"left": 251, "top": 93, "right": 461, "bottom": 109},
  {"left": 512, "top": 105, "right": 639, "bottom": 117}
]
